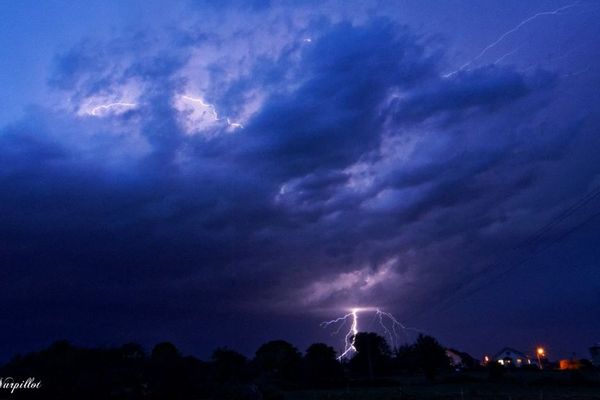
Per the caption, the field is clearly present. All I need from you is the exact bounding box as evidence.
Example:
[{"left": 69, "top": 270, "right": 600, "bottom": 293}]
[
  {"left": 287, "top": 385, "right": 600, "bottom": 400},
  {"left": 285, "top": 371, "right": 600, "bottom": 400}
]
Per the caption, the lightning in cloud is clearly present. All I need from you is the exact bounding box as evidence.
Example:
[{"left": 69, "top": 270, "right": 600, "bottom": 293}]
[
  {"left": 226, "top": 118, "right": 244, "bottom": 129},
  {"left": 444, "top": 2, "right": 580, "bottom": 77},
  {"left": 321, "top": 307, "right": 418, "bottom": 360},
  {"left": 87, "top": 102, "right": 136, "bottom": 116},
  {"left": 563, "top": 65, "right": 591, "bottom": 78},
  {"left": 181, "top": 95, "right": 244, "bottom": 129},
  {"left": 493, "top": 46, "right": 523, "bottom": 65},
  {"left": 181, "top": 95, "right": 220, "bottom": 120}
]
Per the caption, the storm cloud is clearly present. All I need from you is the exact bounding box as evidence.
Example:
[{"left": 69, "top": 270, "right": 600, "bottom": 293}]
[{"left": 1, "top": 1, "right": 599, "bottom": 359}]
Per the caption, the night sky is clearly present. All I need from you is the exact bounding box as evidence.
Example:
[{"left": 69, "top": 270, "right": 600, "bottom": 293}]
[{"left": 1, "top": 0, "right": 600, "bottom": 362}]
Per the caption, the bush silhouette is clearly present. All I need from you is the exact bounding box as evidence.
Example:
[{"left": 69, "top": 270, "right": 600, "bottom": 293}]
[
  {"left": 413, "top": 334, "right": 450, "bottom": 381},
  {"left": 254, "top": 340, "right": 302, "bottom": 383},
  {"left": 303, "top": 343, "right": 343, "bottom": 386},
  {"left": 350, "top": 332, "right": 392, "bottom": 379},
  {"left": 0, "top": 333, "right": 474, "bottom": 397},
  {"left": 211, "top": 347, "right": 249, "bottom": 383}
]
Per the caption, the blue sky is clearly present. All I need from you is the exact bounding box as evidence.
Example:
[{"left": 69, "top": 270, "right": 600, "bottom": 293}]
[{"left": 1, "top": 0, "right": 599, "bottom": 360}]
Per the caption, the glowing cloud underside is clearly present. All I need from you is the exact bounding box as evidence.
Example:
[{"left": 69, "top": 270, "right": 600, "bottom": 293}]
[{"left": 321, "top": 307, "right": 419, "bottom": 360}]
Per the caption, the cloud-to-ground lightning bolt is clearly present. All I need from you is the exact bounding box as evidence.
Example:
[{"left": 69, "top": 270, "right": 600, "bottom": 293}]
[
  {"left": 321, "top": 307, "right": 419, "bottom": 360},
  {"left": 444, "top": 2, "right": 579, "bottom": 77},
  {"left": 321, "top": 309, "right": 359, "bottom": 360},
  {"left": 181, "top": 95, "right": 244, "bottom": 129},
  {"left": 375, "top": 308, "right": 420, "bottom": 350},
  {"left": 88, "top": 102, "right": 136, "bottom": 116}
]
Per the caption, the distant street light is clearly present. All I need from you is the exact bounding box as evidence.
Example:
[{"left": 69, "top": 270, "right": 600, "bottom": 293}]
[{"left": 537, "top": 347, "right": 545, "bottom": 369}]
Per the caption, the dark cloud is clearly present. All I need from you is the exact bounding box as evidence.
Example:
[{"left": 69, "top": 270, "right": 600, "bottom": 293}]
[
  {"left": 238, "top": 21, "right": 434, "bottom": 176},
  {"left": 389, "top": 66, "right": 556, "bottom": 125}
]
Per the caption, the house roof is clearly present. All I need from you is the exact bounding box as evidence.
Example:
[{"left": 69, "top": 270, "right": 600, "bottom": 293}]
[{"left": 493, "top": 347, "right": 529, "bottom": 360}]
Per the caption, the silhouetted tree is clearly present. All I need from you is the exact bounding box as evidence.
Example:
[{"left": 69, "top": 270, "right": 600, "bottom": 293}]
[
  {"left": 0, "top": 335, "right": 461, "bottom": 397},
  {"left": 120, "top": 342, "right": 145, "bottom": 360},
  {"left": 350, "top": 332, "right": 392, "bottom": 379},
  {"left": 148, "top": 342, "right": 186, "bottom": 399},
  {"left": 254, "top": 340, "right": 302, "bottom": 383},
  {"left": 212, "top": 347, "right": 249, "bottom": 383},
  {"left": 180, "top": 355, "right": 211, "bottom": 398},
  {"left": 303, "top": 343, "right": 344, "bottom": 386},
  {"left": 112, "top": 342, "right": 147, "bottom": 397},
  {"left": 413, "top": 334, "right": 450, "bottom": 381},
  {"left": 151, "top": 342, "right": 180, "bottom": 364},
  {"left": 0, "top": 340, "right": 153, "bottom": 399},
  {"left": 394, "top": 344, "right": 419, "bottom": 373}
]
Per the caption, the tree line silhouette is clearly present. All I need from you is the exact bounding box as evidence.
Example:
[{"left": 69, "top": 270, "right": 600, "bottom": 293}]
[{"left": 1, "top": 333, "right": 453, "bottom": 399}]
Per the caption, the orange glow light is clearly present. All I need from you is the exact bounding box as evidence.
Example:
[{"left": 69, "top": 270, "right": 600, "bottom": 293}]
[{"left": 537, "top": 347, "right": 545, "bottom": 355}]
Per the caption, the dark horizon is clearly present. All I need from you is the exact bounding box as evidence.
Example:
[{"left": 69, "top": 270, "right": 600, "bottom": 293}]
[{"left": 1, "top": 0, "right": 600, "bottom": 365}]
